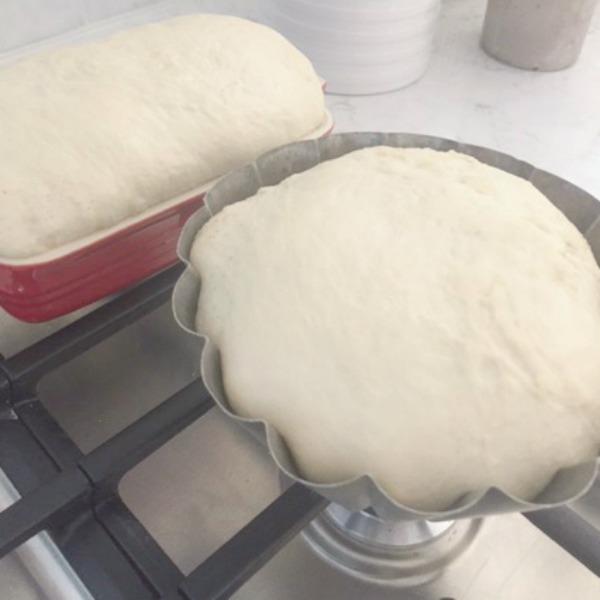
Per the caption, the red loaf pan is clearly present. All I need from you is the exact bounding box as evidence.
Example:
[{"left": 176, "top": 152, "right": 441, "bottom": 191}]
[
  {"left": 0, "top": 192, "right": 204, "bottom": 322},
  {"left": 0, "top": 112, "right": 334, "bottom": 322}
]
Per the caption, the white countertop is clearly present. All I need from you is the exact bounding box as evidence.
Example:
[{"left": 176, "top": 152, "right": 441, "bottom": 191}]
[{"left": 325, "top": 0, "right": 600, "bottom": 200}]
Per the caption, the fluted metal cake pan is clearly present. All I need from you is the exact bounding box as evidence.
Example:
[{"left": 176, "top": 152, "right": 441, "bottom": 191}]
[{"left": 172, "top": 132, "right": 600, "bottom": 522}]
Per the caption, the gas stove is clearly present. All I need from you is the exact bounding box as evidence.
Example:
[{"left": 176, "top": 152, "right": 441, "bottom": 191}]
[
  {"left": 2, "top": 263, "right": 600, "bottom": 600},
  {"left": 2, "top": 0, "right": 600, "bottom": 598}
]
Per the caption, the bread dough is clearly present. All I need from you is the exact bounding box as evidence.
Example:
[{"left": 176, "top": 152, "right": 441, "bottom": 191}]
[
  {"left": 0, "top": 15, "right": 325, "bottom": 259},
  {"left": 191, "top": 146, "right": 600, "bottom": 511}
]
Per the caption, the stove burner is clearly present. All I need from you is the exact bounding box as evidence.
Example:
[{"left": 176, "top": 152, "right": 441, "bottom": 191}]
[{"left": 302, "top": 502, "right": 482, "bottom": 587}]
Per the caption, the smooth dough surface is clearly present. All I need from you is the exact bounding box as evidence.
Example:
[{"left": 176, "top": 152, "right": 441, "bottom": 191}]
[
  {"left": 0, "top": 15, "right": 325, "bottom": 259},
  {"left": 191, "top": 146, "right": 600, "bottom": 511}
]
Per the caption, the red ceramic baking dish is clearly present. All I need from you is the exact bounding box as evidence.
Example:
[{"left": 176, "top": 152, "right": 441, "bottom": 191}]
[
  {"left": 0, "top": 192, "right": 204, "bottom": 322},
  {"left": 0, "top": 113, "right": 333, "bottom": 322}
]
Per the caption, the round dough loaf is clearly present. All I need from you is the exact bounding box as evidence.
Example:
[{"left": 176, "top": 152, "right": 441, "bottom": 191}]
[
  {"left": 191, "top": 146, "right": 600, "bottom": 511},
  {"left": 0, "top": 15, "right": 325, "bottom": 259}
]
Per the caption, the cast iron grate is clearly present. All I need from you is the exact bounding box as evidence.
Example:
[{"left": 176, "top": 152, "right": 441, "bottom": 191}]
[
  {"left": 0, "top": 264, "right": 599, "bottom": 599},
  {"left": 0, "top": 264, "right": 326, "bottom": 599}
]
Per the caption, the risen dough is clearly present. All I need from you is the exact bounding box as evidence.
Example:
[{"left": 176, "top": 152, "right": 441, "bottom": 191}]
[
  {"left": 191, "top": 146, "right": 600, "bottom": 511},
  {"left": 0, "top": 15, "right": 325, "bottom": 259}
]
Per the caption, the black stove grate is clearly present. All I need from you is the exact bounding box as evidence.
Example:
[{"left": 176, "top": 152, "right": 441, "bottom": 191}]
[
  {"left": 0, "top": 264, "right": 326, "bottom": 599},
  {"left": 0, "top": 264, "right": 599, "bottom": 599}
]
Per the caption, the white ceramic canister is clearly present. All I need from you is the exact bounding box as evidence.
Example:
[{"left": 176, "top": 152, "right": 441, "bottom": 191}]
[
  {"left": 261, "top": 0, "right": 442, "bottom": 95},
  {"left": 481, "top": 0, "right": 599, "bottom": 71}
]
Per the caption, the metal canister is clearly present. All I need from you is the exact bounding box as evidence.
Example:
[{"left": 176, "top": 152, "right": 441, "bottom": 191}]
[{"left": 481, "top": 0, "right": 598, "bottom": 71}]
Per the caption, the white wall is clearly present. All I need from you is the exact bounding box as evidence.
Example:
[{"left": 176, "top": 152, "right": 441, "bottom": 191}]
[{"left": 0, "top": 0, "right": 164, "bottom": 52}]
